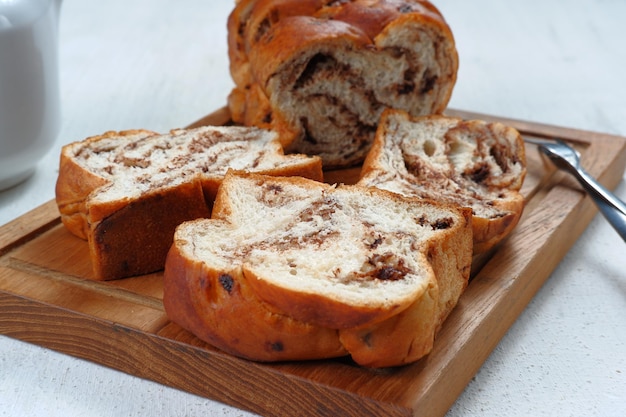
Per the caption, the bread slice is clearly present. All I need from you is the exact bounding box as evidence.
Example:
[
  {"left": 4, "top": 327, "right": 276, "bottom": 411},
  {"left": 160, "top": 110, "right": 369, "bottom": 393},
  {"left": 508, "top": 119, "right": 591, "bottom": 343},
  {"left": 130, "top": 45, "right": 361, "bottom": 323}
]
[
  {"left": 359, "top": 109, "right": 527, "bottom": 254},
  {"left": 55, "top": 125, "right": 322, "bottom": 280},
  {"left": 227, "top": 0, "right": 458, "bottom": 168},
  {"left": 163, "top": 171, "right": 472, "bottom": 367}
]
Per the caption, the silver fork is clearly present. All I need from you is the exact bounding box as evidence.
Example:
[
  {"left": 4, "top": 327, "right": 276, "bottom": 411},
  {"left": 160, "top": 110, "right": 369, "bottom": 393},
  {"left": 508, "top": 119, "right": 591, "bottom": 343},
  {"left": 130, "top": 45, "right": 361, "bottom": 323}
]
[{"left": 525, "top": 137, "right": 626, "bottom": 243}]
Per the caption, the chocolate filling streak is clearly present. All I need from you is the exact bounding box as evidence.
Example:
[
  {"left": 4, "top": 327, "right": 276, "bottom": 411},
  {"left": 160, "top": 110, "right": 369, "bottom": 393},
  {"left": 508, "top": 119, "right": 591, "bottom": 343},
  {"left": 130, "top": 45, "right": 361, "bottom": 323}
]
[
  {"left": 360, "top": 252, "right": 412, "bottom": 281},
  {"left": 287, "top": 55, "right": 377, "bottom": 162},
  {"left": 230, "top": 191, "right": 461, "bottom": 282},
  {"left": 219, "top": 273, "right": 235, "bottom": 293},
  {"left": 113, "top": 155, "right": 151, "bottom": 169},
  {"left": 293, "top": 53, "right": 349, "bottom": 90},
  {"left": 394, "top": 149, "right": 501, "bottom": 217},
  {"left": 282, "top": 49, "right": 441, "bottom": 165}
]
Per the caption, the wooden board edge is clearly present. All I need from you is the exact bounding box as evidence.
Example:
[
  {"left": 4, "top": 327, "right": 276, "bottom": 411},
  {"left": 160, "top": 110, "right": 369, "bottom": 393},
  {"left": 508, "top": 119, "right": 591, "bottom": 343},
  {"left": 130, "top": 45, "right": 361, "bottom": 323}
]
[
  {"left": 398, "top": 125, "right": 626, "bottom": 414},
  {"left": 0, "top": 200, "right": 61, "bottom": 256},
  {"left": 0, "top": 290, "right": 413, "bottom": 417},
  {"left": 409, "top": 183, "right": 601, "bottom": 415}
]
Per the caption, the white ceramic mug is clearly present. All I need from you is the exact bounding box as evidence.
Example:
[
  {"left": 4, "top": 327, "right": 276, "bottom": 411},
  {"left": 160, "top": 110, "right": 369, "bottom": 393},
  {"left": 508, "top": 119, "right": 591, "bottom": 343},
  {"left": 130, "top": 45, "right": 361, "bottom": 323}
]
[{"left": 0, "top": 0, "right": 61, "bottom": 190}]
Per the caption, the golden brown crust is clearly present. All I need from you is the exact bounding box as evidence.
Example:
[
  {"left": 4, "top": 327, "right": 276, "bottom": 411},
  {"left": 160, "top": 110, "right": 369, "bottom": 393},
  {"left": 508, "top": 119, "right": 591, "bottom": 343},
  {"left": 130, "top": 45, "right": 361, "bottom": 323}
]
[
  {"left": 227, "top": 0, "right": 326, "bottom": 89},
  {"left": 470, "top": 191, "right": 525, "bottom": 254},
  {"left": 242, "top": 264, "right": 409, "bottom": 329},
  {"left": 163, "top": 243, "right": 348, "bottom": 362},
  {"left": 339, "top": 281, "right": 438, "bottom": 367},
  {"left": 88, "top": 180, "right": 210, "bottom": 280},
  {"left": 227, "top": 83, "right": 274, "bottom": 131},
  {"left": 55, "top": 154, "right": 106, "bottom": 239},
  {"left": 55, "top": 129, "right": 157, "bottom": 239},
  {"left": 227, "top": 0, "right": 257, "bottom": 88},
  {"left": 228, "top": 0, "right": 451, "bottom": 87},
  {"left": 339, "top": 201, "right": 472, "bottom": 368}
]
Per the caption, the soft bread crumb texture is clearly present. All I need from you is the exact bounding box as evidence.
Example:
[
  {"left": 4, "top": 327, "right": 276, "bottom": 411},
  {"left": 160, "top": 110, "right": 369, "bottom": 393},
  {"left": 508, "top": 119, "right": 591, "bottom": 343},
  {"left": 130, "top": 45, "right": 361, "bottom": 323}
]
[{"left": 67, "top": 126, "right": 313, "bottom": 204}]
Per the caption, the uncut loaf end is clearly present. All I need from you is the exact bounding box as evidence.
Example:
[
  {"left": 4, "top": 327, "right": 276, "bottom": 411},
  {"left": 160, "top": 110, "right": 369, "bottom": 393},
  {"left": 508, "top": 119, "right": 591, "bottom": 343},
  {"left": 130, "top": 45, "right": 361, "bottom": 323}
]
[{"left": 227, "top": 0, "right": 458, "bottom": 169}]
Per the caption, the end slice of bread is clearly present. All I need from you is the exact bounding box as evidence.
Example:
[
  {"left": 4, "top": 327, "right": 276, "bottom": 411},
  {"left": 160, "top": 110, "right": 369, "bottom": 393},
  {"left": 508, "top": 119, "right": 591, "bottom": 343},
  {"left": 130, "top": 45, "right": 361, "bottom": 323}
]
[
  {"left": 359, "top": 109, "right": 527, "bottom": 254},
  {"left": 55, "top": 125, "right": 322, "bottom": 280},
  {"left": 163, "top": 171, "right": 472, "bottom": 367}
]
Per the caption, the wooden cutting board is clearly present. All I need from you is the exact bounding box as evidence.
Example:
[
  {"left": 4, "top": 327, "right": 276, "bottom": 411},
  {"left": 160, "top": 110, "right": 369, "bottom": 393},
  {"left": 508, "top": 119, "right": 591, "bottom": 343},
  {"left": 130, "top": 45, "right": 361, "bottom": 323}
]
[{"left": 1, "top": 108, "right": 625, "bottom": 417}]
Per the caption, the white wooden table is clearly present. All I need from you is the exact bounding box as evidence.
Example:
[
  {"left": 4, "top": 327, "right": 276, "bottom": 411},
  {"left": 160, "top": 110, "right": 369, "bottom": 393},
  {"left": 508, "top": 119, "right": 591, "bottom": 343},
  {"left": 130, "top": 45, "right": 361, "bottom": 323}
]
[{"left": 1, "top": 1, "right": 625, "bottom": 416}]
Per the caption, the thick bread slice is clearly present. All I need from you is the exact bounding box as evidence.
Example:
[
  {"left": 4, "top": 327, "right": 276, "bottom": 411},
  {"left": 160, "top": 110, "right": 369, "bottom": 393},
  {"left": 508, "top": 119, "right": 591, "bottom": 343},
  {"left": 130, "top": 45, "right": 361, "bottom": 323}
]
[
  {"left": 359, "top": 109, "right": 527, "bottom": 254},
  {"left": 163, "top": 171, "right": 472, "bottom": 367},
  {"left": 55, "top": 126, "right": 322, "bottom": 280},
  {"left": 227, "top": 0, "right": 458, "bottom": 168}
]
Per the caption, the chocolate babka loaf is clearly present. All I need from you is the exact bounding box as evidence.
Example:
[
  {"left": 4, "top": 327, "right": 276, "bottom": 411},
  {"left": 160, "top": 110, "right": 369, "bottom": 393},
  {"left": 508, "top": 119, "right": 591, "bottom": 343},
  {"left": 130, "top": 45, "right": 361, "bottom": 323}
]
[
  {"left": 163, "top": 171, "right": 472, "bottom": 367},
  {"left": 359, "top": 109, "right": 527, "bottom": 254},
  {"left": 55, "top": 125, "right": 322, "bottom": 280},
  {"left": 227, "top": 0, "right": 459, "bottom": 168}
]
